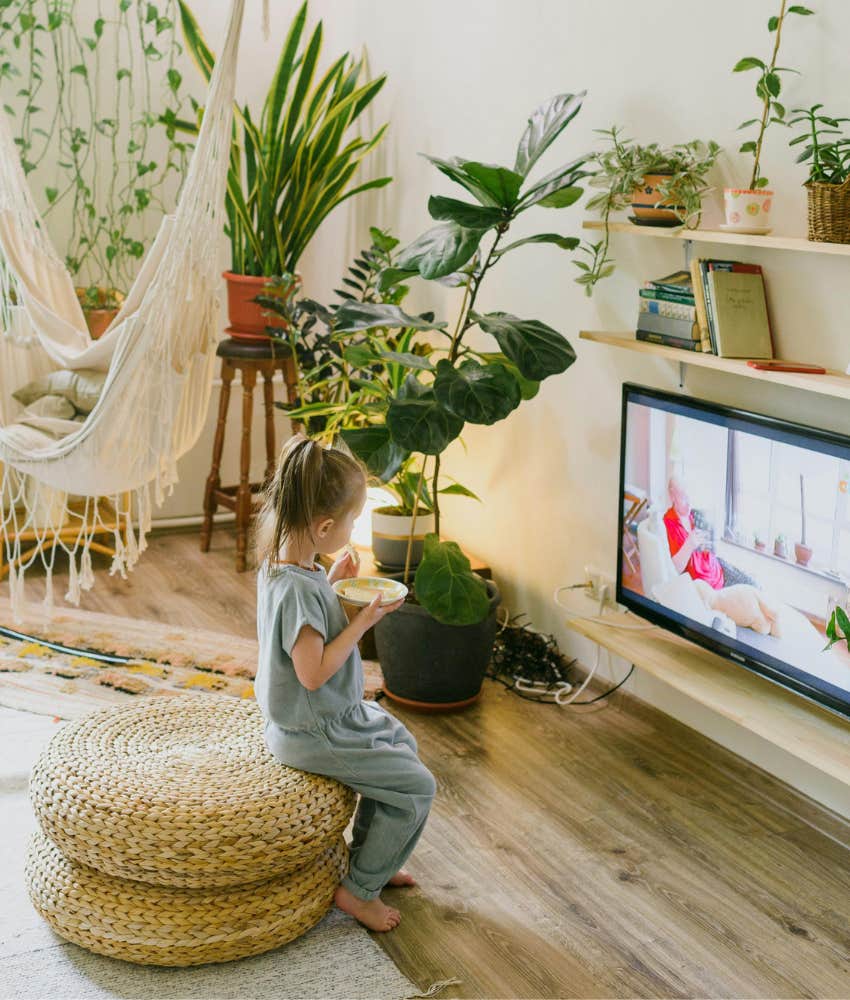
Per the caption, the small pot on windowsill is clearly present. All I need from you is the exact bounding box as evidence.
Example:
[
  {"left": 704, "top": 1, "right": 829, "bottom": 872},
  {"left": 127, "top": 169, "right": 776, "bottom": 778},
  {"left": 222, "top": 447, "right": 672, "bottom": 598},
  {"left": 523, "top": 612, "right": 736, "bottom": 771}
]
[
  {"left": 754, "top": 539, "right": 766, "bottom": 553},
  {"left": 794, "top": 542, "right": 813, "bottom": 567},
  {"left": 630, "top": 173, "right": 684, "bottom": 227},
  {"left": 774, "top": 537, "right": 788, "bottom": 559}
]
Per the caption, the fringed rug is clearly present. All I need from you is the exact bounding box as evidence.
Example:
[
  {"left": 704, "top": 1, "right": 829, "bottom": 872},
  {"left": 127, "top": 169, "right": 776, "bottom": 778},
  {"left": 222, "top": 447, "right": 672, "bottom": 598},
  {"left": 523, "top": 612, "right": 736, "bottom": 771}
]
[{"left": 0, "top": 600, "right": 384, "bottom": 720}]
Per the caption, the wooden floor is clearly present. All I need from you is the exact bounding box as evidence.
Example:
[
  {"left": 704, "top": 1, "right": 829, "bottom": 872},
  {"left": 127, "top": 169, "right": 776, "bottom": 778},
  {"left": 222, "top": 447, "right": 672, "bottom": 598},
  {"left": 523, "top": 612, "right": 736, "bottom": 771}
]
[{"left": 8, "top": 527, "right": 850, "bottom": 998}]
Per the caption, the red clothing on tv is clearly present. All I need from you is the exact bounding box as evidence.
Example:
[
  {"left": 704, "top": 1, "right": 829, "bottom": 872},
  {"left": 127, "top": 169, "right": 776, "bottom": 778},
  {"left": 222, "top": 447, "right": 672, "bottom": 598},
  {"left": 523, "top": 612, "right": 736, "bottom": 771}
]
[{"left": 662, "top": 507, "right": 725, "bottom": 590}]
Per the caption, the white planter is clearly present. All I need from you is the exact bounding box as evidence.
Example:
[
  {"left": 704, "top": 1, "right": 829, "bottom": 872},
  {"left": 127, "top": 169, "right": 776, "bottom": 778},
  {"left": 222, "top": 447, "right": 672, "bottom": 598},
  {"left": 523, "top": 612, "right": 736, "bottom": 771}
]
[
  {"left": 723, "top": 187, "right": 774, "bottom": 232},
  {"left": 371, "top": 508, "right": 436, "bottom": 570}
]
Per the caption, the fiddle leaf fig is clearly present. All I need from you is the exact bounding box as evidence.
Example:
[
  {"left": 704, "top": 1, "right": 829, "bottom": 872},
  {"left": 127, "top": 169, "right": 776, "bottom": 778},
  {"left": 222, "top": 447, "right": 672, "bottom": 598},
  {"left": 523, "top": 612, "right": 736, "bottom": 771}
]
[
  {"left": 414, "top": 534, "right": 490, "bottom": 625},
  {"left": 422, "top": 155, "right": 501, "bottom": 206},
  {"left": 458, "top": 161, "right": 524, "bottom": 209},
  {"left": 433, "top": 358, "right": 521, "bottom": 425},
  {"left": 471, "top": 311, "right": 577, "bottom": 380},
  {"left": 496, "top": 233, "right": 580, "bottom": 255},
  {"left": 514, "top": 91, "right": 586, "bottom": 177},
  {"left": 518, "top": 156, "right": 589, "bottom": 209},
  {"left": 387, "top": 377, "right": 464, "bottom": 455},
  {"left": 428, "top": 195, "right": 506, "bottom": 229},
  {"left": 340, "top": 426, "right": 408, "bottom": 483},
  {"left": 334, "top": 301, "right": 448, "bottom": 333},
  {"left": 395, "top": 222, "right": 484, "bottom": 280}
]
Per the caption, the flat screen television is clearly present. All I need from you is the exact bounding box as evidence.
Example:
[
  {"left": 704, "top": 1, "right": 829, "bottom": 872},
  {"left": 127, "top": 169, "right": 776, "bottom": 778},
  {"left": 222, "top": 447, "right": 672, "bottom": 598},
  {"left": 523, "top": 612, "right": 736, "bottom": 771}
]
[{"left": 618, "top": 383, "right": 850, "bottom": 719}]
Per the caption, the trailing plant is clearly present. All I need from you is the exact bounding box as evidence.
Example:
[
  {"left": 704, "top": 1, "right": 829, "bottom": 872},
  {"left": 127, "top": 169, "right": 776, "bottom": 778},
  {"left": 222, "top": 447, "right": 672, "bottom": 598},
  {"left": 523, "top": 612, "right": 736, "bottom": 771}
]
[
  {"left": 578, "top": 127, "right": 720, "bottom": 293},
  {"left": 0, "top": 0, "right": 196, "bottom": 300},
  {"left": 333, "top": 93, "right": 588, "bottom": 625},
  {"left": 733, "top": 1, "right": 815, "bottom": 190},
  {"left": 175, "top": 1, "right": 390, "bottom": 277},
  {"left": 788, "top": 104, "right": 850, "bottom": 184}
]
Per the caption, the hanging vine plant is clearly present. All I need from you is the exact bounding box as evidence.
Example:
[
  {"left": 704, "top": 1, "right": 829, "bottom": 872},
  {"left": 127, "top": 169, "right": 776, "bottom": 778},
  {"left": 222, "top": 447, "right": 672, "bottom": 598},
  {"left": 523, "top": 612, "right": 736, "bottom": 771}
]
[{"left": 0, "top": 0, "right": 199, "bottom": 314}]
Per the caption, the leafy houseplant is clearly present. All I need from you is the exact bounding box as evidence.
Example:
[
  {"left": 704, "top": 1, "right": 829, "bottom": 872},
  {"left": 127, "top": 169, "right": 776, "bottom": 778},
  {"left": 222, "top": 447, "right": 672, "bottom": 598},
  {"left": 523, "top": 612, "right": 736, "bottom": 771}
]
[
  {"left": 579, "top": 128, "right": 719, "bottom": 293},
  {"left": 788, "top": 104, "right": 850, "bottom": 242},
  {"left": 0, "top": 0, "right": 196, "bottom": 338},
  {"left": 334, "top": 93, "right": 588, "bottom": 708},
  {"left": 726, "top": 1, "right": 815, "bottom": 231},
  {"left": 176, "top": 1, "right": 390, "bottom": 337}
]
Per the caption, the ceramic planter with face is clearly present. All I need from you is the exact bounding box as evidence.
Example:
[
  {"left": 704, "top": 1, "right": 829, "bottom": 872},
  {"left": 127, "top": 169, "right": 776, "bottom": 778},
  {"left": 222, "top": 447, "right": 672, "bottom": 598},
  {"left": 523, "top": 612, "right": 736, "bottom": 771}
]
[
  {"left": 371, "top": 507, "right": 436, "bottom": 570},
  {"left": 723, "top": 188, "right": 773, "bottom": 231}
]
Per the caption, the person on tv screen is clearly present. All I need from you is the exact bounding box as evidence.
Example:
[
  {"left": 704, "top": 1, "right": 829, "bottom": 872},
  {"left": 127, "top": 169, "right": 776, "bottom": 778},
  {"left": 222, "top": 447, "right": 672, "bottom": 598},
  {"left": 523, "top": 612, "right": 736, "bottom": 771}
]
[{"left": 663, "top": 476, "right": 725, "bottom": 590}]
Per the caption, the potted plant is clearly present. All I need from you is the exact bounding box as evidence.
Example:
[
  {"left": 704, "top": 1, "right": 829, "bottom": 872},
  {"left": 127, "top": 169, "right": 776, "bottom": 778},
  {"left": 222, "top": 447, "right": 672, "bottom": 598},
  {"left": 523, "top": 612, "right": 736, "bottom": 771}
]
[
  {"left": 754, "top": 531, "right": 767, "bottom": 552},
  {"left": 177, "top": 1, "right": 390, "bottom": 338},
  {"left": 578, "top": 128, "right": 719, "bottom": 293},
  {"left": 788, "top": 104, "right": 850, "bottom": 243},
  {"left": 727, "top": 1, "right": 815, "bottom": 233},
  {"left": 774, "top": 533, "right": 788, "bottom": 559},
  {"left": 336, "top": 92, "right": 587, "bottom": 709},
  {"left": 795, "top": 473, "right": 813, "bottom": 566}
]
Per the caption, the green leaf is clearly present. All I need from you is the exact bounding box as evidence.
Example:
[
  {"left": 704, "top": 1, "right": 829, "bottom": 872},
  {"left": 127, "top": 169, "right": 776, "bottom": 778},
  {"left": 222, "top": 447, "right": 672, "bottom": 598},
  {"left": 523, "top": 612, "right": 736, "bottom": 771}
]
[
  {"left": 422, "top": 155, "right": 500, "bottom": 206},
  {"left": 167, "top": 67, "right": 181, "bottom": 92},
  {"left": 427, "top": 195, "right": 505, "bottom": 229},
  {"left": 537, "top": 185, "right": 584, "bottom": 209},
  {"left": 414, "top": 534, "right": 490, "bottom": 625},
  {"left": 44, "top": 186, "right": 57, "bottom": 204},
  {"left": 475, "top": 352, "right": 540, "bottom": 400},
  {"left": 788, "top": 5, "right": 814, "bottom": 13},
  {"left": 376, "top": 266, "right": 418, "bottom": 292},
  {"left": 334, "top": 301, "right": 448, "bottom": 333},
  {"left": 739, "top": 141, "right": 757, "bottom": 153},
  {"left": 395, "top": 223, "right": 483, "bottom": 280},
  {"left": 514, "top": 92, "right": 585, "bottom": 177},
  {"left": 768, "top": 15, "right": 779, "bottom": 30},
  {"left": 518, "top": 156, "right": 588, "bottom": 209},
  {"left": 460, "top": 161, "right": 524, "bottom": 209},
  {"left": 340, "top": 426, "right": 408, "bottom": 483},
  {"left": 438, "top": 482, "right": 481, "bottom": 501},
  {"left": 70, "top": 64, "right": 87, "bottom": 77},
  {"left": 836, "top": 606, "right": 850, "bottom": 641},
  {"left": 472, "top": 311, "right": 577, "bottom": 381},
  {"left": 433, "top": 359, "right": 521, "bottom": 425},
  {"left": 733, "top": 57, "right": 765, "bottom": 72},
  {"left": 342, "top": 344, "right": 380, "bottom": 367},
  {"left": 497, "top": 233, "right": 580, "bottom": 255},
  {"left": 380, "top": 350, "right": 435, "bottom": 371},
  {"left": 765, "top": 72, "right": 781, "bottom": 97},
  {"left": 387, "top": 378, "right": 464, "bottom": 455}
]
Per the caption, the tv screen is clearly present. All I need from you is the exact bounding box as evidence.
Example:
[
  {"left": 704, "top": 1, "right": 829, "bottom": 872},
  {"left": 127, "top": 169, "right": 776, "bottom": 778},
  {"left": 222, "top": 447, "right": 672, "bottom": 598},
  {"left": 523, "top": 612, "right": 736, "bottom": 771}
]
[{"left": 618, "top": 383, "right": 850, "bottom": 719}]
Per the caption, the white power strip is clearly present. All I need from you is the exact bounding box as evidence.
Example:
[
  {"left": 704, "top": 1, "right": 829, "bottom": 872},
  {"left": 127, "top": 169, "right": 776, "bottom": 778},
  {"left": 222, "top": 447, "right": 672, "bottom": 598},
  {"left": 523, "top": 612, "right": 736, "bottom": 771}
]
[{"left": 583, "top": 564, "right": 619, "bottom": 610}]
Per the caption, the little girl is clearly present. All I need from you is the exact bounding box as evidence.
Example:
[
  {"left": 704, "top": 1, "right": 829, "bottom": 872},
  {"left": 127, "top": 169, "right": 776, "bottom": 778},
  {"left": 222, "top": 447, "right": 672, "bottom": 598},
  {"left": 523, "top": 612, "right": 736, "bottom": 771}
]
[{"left": 254, "top": 435, "right": 437, "bottom": 933}]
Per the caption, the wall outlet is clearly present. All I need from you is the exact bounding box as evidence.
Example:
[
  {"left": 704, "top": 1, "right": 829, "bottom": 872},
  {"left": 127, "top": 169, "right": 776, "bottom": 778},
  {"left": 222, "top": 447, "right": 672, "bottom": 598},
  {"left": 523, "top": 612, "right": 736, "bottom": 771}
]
[{"left": 584, "top": 565, "right": 618, "bottom": 609}]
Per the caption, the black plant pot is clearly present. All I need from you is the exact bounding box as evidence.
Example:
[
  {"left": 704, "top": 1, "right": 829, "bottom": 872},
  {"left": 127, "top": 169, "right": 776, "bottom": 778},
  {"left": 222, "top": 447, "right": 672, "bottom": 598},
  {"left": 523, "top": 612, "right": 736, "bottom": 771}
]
[{"left": 374, "top": 580, "right": 501, "bottom": 712}]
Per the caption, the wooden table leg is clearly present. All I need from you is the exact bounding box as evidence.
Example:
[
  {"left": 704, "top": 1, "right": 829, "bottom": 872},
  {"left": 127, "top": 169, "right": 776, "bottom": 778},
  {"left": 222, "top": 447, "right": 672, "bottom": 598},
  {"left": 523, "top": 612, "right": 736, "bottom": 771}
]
[
  {"left": 236, "top": 366, "right": 257, "bottom": 573},
  {"left": 262, "top": 368, "right": 276, "bottom": 486},
  {"left": 201, "top": 360, "right": 233, "bottom": 553}
]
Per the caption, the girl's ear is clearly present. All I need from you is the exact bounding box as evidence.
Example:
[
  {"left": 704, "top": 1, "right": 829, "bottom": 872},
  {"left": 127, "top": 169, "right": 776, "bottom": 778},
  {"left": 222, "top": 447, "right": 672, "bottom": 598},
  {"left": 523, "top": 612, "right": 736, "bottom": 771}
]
[{"left": 316, "top": 516, "right": 335, "bottom": 539}]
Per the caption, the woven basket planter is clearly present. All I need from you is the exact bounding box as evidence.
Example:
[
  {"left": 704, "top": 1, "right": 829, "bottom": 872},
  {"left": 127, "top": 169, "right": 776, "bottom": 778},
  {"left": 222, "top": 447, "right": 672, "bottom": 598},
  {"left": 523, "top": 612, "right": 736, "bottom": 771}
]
[
  {"left": 26, "top": 829, "right": 347, "bottom": 966},
  {"left": 806, "top": 177, "right": 850, "bottom": 243},
  {"left": 29, "top": 696, "right": 355, "bottom": 888}
]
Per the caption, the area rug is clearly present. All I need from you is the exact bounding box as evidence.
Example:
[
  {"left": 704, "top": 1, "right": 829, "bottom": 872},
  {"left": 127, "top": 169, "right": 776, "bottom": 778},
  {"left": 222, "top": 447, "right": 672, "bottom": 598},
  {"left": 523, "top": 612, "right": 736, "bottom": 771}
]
[
  {"left": 0, "top": 706, "right": 436, "bottom": 1000},
  {"left": 0, "top": 599, "right": 384, "bottom": 719}
]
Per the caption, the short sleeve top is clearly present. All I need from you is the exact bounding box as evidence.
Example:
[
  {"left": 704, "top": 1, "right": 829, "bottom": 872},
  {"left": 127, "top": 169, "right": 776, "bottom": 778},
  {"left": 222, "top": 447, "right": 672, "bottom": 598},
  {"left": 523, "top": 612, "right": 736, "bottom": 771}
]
[{"left": 254, "top": 562, "right": 364, "bottom": 733}]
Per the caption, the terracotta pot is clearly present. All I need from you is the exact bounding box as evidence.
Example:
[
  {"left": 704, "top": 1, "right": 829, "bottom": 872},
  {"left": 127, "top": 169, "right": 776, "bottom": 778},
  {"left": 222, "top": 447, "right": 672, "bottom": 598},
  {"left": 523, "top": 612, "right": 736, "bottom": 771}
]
[
  {"left": 754, "top": 541, "right": 766, "bottom": 552},
  {"left": 223, "top": 271, "right": 301, "bottom": 339},
  {"left": 723, "top": 188, "right": 773, "bottom": 231},
  {"left": 630, "top": 172, "right": 684, "bottom": 225},
  {"left": 371, "top": 507, "right": 436, "bottom": 571},
  {"left": 794, "top": 542, "right": 813, "bottom": 567},
  {"left": 83, "top": 308, "right": 119, "bottom": 340}
]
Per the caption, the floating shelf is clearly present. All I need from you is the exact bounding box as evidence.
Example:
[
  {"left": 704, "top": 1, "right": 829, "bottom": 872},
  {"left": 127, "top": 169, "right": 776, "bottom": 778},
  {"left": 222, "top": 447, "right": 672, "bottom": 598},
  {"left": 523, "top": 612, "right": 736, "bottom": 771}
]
[
  {"left": 567, "top": 610, "right": 850, "bottom": 790},
  {"left": 579, "top": 332, "right": 850, "bottom": 401},
  {"left": 582, "top": 219, "right": 850, "bottom": 257}
]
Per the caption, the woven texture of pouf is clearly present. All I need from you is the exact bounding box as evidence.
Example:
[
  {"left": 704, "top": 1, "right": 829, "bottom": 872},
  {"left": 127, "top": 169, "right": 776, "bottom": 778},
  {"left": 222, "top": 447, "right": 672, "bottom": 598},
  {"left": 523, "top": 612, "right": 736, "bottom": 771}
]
[
  {"left": 26, "top": 829, "right": 347, "bottom": 966},
  {"left": 29, "top": 695, "right": 356, "bottom": 887}
]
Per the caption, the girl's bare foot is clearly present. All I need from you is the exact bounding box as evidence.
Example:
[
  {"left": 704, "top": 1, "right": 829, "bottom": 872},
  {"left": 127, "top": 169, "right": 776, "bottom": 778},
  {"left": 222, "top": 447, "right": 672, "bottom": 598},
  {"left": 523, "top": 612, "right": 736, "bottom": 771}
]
[
  {"left": 334, "top": 884, "right": 401, "bottom": 932},
  {"left": 386, "top": 868, "right": 416, "bottom": 887}
]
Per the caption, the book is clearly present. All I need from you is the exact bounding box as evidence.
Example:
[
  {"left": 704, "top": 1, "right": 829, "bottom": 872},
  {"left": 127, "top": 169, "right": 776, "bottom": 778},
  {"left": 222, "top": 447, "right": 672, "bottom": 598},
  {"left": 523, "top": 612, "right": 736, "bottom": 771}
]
[
  {"left": 636, "top": 310, "right": 700, "bottom": 341},
  {"left": 639, "top": 287, "right": 696, "bottom": 306},
  {"left": 689, "top": 258, "right": 713, "bottom": 353},
  {"left": 639, "top": 297, "right": 697, "bottom": 322},
  {"left": 706, "top": 269, "right": 773, "bottom": 358},
  {"left": 636, "top": 330, "right": 701, "bottom": 351},
  {"left": 644, "top": 270, "right": 693, "bottom": 295}
]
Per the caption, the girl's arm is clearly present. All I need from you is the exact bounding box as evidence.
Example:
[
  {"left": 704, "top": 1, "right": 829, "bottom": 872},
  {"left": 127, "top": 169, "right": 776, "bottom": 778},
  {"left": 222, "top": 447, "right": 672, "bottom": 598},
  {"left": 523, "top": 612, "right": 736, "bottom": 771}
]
[{"left": 291, "top": 596, "right": 402, "bottom": 691}]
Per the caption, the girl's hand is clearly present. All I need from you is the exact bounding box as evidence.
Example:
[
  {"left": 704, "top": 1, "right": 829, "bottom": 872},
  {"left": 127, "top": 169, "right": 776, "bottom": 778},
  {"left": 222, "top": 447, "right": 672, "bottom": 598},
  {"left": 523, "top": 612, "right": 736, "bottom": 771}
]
[
  {"left": 328, "top": 548, "right": 359, "bottom": 585},
  {"left": 357, "top": 594, "right": 405, "bottom": 632}
]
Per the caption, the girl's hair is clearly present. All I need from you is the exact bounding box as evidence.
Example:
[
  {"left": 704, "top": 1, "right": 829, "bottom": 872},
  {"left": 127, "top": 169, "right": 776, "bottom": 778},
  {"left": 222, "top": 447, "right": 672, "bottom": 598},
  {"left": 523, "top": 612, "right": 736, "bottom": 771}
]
[{"left": 255, "top": 435, "right": 366, "bottom": 565}]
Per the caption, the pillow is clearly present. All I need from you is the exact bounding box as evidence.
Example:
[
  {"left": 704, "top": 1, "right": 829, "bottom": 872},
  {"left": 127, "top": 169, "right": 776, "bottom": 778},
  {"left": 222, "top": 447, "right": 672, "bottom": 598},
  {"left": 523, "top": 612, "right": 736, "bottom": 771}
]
[
  {"left": 21, "top": 394, "right": 76, "bottom": 420},
  {"left": 13, "top": 368, "right": 107, "bottom": 414}
]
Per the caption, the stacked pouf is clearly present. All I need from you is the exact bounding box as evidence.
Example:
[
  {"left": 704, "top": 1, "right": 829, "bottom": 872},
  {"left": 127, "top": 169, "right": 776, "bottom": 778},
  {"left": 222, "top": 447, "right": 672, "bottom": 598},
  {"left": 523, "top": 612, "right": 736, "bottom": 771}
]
[{"left": 25, "top": 696, "right": 355, "bottom": 966}]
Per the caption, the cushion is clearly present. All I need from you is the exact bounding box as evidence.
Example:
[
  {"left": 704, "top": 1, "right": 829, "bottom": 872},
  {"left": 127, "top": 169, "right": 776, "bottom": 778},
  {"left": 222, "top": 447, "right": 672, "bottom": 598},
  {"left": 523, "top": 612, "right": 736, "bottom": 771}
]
[
  {"left": 21, "top": 394, "right": 76, "bottom": 420},
  {"left": 13, "top": 368, "right": 107, "bottom": 414},
  {"left": 29, "top": 696, "right": 356, "bottom": 888},
  {"left": 26, "top": 830, "right": 347, "bottom": 966}
]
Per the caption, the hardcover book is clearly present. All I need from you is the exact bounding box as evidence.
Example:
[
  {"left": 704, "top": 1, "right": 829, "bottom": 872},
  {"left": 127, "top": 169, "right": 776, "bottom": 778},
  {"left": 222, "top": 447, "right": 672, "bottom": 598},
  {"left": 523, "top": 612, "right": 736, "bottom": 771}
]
[{"left": 706, "top": 269, "right": 773, "bottom": 359}]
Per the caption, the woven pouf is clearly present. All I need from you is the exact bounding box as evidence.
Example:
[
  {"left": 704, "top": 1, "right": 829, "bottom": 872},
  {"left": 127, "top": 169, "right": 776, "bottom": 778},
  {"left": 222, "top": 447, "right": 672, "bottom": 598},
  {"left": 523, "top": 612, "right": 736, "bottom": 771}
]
[
  {"left": 29, "top": 695, "right": 355, "bottom": 887},
  {"left": 26, "top": 829, "right": 347, "bottom": 966}
]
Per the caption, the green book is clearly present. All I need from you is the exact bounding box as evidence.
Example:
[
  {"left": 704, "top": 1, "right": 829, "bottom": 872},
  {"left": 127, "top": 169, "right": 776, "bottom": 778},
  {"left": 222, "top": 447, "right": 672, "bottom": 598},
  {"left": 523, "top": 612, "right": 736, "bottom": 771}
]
[{"left": 706, "top": 270, "right": 773, "bottom": 359}]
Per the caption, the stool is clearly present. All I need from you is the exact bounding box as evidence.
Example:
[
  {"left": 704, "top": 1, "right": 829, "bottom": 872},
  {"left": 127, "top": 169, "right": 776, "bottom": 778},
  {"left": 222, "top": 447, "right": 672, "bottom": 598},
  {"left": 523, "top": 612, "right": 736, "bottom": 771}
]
[{"left": 201, "top": 338, "right": 300, "bottom": 571}]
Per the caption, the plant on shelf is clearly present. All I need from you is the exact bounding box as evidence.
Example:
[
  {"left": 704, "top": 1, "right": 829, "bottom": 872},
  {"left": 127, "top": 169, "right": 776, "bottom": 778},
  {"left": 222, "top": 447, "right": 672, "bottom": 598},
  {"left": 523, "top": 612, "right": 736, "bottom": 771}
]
[
  {"left": 754, "top": 531, "right": 766, "bottom": 552},
  {"left": 578, "top": 127, "right": 719, "bottom": 293},
  {"left": 825, "top": 604, "right": 850, "bottom": 652},
  {"left": 774, "top": 533, "right": 788, "bottom": 559},
  {"left": 788, "top": 104, "right": 850, "bottom": 242},
  {"left": 726, "top": 1, "right": 815, "bottom": 232},
  {"left": 176, "top": 1, "right": 390, "bottom": 338},
  {"left": 0, "top": 1, "right": 196, "bottom": 338},
  {"left": 332, "top": 93, "right": 587, "bottom": 709}
]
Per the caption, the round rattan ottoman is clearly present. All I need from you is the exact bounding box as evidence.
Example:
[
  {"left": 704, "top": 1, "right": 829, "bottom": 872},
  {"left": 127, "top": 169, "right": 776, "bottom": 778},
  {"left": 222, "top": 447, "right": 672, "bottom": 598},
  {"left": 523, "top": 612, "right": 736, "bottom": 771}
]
[
  {"left": 29, "top": 696, "right": 356, "bottom": 888},
  {"left": 26, "top": 829, "right": 348, "bottom": 966}
]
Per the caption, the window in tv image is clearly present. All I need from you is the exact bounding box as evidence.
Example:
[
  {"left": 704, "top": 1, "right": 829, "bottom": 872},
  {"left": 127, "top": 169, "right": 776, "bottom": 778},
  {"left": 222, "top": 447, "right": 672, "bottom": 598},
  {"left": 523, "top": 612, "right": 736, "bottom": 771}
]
[{"left": 621, "top": 399, "right": 850, "bottom": 695}]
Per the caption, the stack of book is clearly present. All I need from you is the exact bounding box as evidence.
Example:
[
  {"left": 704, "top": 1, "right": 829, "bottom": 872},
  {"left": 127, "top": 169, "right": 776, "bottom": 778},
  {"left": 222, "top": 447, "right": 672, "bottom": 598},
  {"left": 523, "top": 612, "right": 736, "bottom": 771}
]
[{"left": 637, "top": 262, "right": 773, "bottom": 358}]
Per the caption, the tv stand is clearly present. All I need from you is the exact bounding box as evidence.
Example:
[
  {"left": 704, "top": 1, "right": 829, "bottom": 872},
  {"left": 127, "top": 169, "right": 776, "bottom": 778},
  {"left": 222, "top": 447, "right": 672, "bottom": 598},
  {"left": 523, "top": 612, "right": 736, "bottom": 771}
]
[{"left": 566, "top": 610, "right": 850, "bottom": 790}]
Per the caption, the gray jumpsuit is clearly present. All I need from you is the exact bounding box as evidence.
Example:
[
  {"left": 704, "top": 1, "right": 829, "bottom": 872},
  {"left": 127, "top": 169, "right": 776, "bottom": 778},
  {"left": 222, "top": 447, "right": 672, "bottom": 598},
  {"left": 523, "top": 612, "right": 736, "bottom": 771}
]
[{"left": 255, "top": 562, "right": 436, "bottom": 901}]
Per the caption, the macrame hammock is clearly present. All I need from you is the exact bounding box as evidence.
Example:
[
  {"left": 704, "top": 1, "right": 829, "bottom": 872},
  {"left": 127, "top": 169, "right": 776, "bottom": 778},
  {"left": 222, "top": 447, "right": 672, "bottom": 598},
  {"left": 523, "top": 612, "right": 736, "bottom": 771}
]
[{"left": 0, "top": 0, "right": 261, "bottom": 621}]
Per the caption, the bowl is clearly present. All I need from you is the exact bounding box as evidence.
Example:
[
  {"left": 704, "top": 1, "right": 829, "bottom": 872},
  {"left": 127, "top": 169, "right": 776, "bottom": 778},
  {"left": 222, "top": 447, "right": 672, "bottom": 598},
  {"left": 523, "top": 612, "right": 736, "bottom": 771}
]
[{"left": 332, "top": 576, "right": 408, "bottom": 607}]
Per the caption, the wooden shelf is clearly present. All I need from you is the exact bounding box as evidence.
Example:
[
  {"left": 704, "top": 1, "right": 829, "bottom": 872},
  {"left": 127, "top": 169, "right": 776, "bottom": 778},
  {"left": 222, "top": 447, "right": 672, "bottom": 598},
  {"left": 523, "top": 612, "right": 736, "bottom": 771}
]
[
  {"left": 567, "top": 610, "right": 850, "bottom": 788},
  {"left": 579, "top": 332, "right": 850, "bottom": 401},
  {"left": 582, "top": 220, "right": 850, "bottom": 257}
]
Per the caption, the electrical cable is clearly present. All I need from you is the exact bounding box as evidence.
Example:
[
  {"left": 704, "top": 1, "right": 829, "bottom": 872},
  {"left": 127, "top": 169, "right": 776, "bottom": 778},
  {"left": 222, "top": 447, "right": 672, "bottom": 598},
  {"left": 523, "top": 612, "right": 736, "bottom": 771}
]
[{"left": 553, "top": 583, "right": 657, "bottom": 630}]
